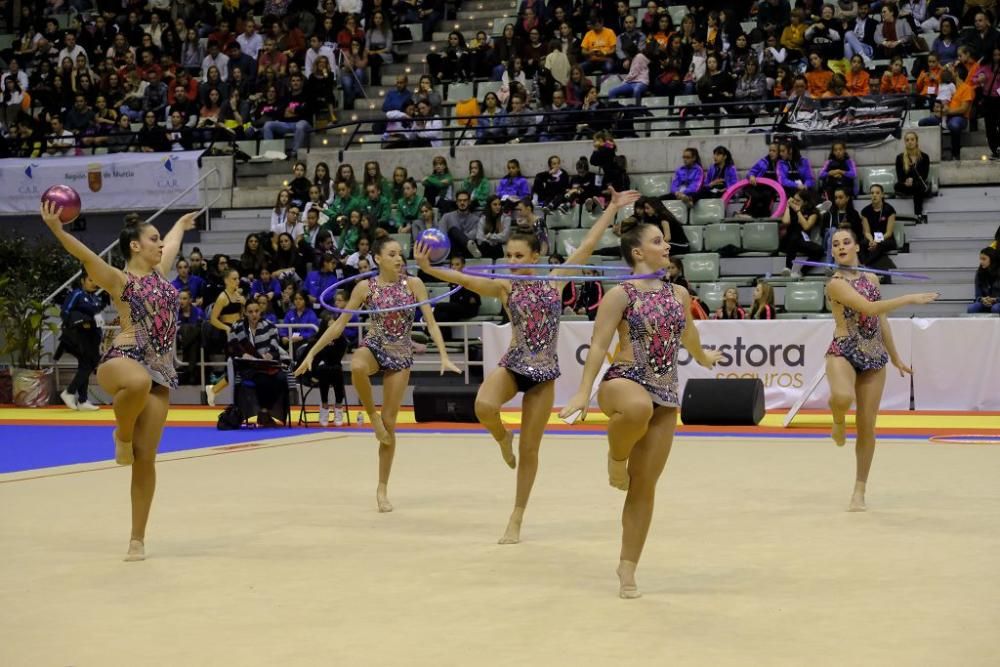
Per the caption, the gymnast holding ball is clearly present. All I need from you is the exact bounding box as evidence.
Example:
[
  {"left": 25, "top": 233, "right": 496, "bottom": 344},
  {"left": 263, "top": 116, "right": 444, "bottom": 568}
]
[{"left": 40, "top": 190, "right": 199, "bottom": 562}]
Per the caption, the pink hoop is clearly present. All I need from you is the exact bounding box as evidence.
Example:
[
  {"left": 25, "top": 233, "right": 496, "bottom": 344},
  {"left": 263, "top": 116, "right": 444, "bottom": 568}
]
[{"left": 721, "top": 177, "right": 788, "bottom": 217}]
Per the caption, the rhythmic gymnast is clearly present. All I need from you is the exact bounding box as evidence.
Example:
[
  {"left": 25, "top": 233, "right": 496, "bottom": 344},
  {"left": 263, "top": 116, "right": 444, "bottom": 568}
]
[
  {"left": 414, "top": 188, "right": 641, "bottom": 544},
  {"left": 295, "top": 236, "right": 460, "bottom": 512},
  {"left": 41, "top": 203, "right": 198, "bottom": 561},
  {"left": 560, "top": 219, "right": 722, "bottom": 599},
  {"left": 824, "top": 228, "right": 938, "bottom": 511}
]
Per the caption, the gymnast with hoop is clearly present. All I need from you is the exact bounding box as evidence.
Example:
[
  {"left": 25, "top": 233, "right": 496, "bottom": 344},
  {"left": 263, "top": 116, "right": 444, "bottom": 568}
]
[
  {"left": 559, "top": 219, "right": 721, "bottom": 599},
  {"left": 294, "top": 235, "right": 461, "bottom": 513},
  {"left": 41, "top": 203, "right": 199, "bottom": 561},
  {"left": 822, "top": 228, "right": 938, "bottom": 512},
  {"left": 413, "top": 187, "right": 641, "bottom": 545}
]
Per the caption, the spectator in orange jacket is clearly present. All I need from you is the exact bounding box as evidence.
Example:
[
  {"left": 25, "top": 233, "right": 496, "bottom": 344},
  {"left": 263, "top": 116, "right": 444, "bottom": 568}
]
[
  {"left": 845, "top": 54, "right": 871, "bottom": 95},
  {"left": 804, "top": 51, "right": 834, "bottom": 97},
  {"left": 880, "top": 56, "right": 911, "bottom": 94},
  {"left": 916, "top": 53, "right": 945, "bottom": 99}
]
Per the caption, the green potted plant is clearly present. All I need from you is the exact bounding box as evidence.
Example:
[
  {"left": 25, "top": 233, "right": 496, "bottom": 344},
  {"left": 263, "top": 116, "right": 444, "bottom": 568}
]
[{"left": 0, "top": 235, "right": 79, "bottom": 407}]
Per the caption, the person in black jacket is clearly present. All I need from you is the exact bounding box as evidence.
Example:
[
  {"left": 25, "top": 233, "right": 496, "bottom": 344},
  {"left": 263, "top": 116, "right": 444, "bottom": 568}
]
[
  {"left": 431, "top": 255, "right": 482, "bottom": 340},
  {"left": 57, "top": 271, "right": 106, "bottom": 410},
  {"left": 533, "top": 155, "right": 571, "bottom": 210},
  {"left": 894, "top": 130, "right": 932, "bottom": 220}
]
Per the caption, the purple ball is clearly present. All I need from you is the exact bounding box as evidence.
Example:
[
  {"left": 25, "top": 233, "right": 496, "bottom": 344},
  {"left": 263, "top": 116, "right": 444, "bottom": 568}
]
[
  {"left": 418, "top": 227, "right": 451, "bottom": 264},
  {"left": 41, "top": 185, "right": 82, "bottom": 225}
]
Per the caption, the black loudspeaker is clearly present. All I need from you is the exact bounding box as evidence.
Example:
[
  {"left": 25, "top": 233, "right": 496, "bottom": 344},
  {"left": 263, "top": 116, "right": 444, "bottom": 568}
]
[
  {"left": 681, "top": 378, "right": 765, "bottom": 426},
  {"left": 413, "top": 385, "right": 479, "bottom": 423}
]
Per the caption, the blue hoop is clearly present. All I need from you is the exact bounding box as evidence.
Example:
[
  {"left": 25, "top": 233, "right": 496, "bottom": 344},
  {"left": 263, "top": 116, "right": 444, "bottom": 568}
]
[
  {"left": 792, "top": 260, "right": 931, "bottom": 281},
  {"left": 318, "top": 270, "right": 463, "bottom": 315},
  {"left": 463, "top": 263, "right": 667, "bottom": 282}
]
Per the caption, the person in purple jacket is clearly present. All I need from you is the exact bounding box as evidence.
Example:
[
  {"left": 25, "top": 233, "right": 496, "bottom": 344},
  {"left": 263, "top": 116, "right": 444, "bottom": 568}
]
[
  {"left": 282, "top": 289, "right": 321, "bottom": 348},
  {"left": 496, "top": 158, "right": 532, "bottom": 207},
  {"left": 304, "top": 252, "right": 343, "bottom": 307},
  {"left": 171, "top": 258, "right": 206, "bottom": 307},
  {"left": 250, "top": 266, "right": 282, "bottom": 302},
  {"left": 777, "top": 141, "right": 815, "bottom": 195},
  {"left": 661, "top": 148, "right": 704, "bottom": 206},
  {"left": 818, "top": 141, "right": 858, "bottom": 200},
  {"left": 702, "top": 145, "right": 739, "bottom": 198},
  {"left": 742, "top": 142, "right": 782, "bottom": 217}
]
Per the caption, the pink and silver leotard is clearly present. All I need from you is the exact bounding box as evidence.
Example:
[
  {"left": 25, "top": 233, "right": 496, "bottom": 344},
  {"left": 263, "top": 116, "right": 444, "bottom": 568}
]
[
  {"left": 101, "top": 270, "right": 179, "bottom": 388},
  {"left": 602, "top": 281, "right": 686, "bottom": 406},
  {"left": 826, "top": 274, "right": 888, "bottom": 372},
  {"left": 498, "top": 279, "right": 562, "bottom": 390},
  {"left": 361, "top": 276, "right": 416, "bottom": 371}
]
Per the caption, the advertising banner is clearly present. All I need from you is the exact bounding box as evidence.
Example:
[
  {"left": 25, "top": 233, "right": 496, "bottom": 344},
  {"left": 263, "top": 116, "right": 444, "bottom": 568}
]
[
  {"left": 911, "top": 318, "right": 1000, "bottom": 410},
  {"left": 483, "top": 319, "right": 913, "bottom": 410},
  {"left": 0, "top": 151, "right": 204, "bottom": 213}
]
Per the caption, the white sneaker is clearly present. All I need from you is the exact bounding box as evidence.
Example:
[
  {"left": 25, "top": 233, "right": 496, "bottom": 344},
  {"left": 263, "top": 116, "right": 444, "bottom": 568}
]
[
  {"left": 790, "top": 269, "right": 803, "bottom": 279},
  {"left": 466, "top": 239, "right": 482, "bottom": 258},
  {"left": 781, "top": 268, "right": 792, "bottom": 277},
  {"left": 205, "top": 384, "right": 216, "bottom": 406},
  {"left": 77, "top": 401, "right": 100, "bottom": 411},
  {"left": 319, "top": 406, "right": 329, "bottom": 427},
  {"left": 563, "top": 240, "right": 578, "bottom": 256},
  {"left": 334, "top": 406, "right": 345, "bottom": 427},
  {"left": 59, "top": 390, "right": 79, "bottom": 410}
]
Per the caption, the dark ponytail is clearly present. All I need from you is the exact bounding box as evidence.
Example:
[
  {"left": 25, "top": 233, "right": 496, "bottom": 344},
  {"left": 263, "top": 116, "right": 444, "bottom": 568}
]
[
  {"left": 118, "top": 213, "right": 149, "bottom": 261},
  {"left": 620, "top": 218, "right": 657, "bottom": 267}
]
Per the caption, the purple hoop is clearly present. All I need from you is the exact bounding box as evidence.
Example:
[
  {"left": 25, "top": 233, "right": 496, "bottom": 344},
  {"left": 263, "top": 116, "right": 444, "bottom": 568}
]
[
  {"left": 464, "top": 263, "right": 666, "bottom": 282},
  {"left": 721, "top": 177, "right": 788, "bottom": 217},
  {"left": 318, "top": 270, "right": 463, "bottom": 315},
  {"left": 792, "top": 259, "right": 931, "bottom": 281}
]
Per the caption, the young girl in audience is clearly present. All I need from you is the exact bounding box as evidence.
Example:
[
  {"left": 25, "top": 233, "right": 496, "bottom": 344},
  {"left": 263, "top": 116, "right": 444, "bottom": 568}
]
[
  {"left": 713, "top": 287, "right": 746, "bottom": 319},
  {"left": 819, "top": 141, "right": 858, "bottom": 200},
  {"left": 968, "top": 247, "right": 1000, "bottom": 314},
  {"left": 748, "top": 280, "right": 776, "bottom": 319},
  {"left": 461, "top": 159, "right": 491, "bottom": 210},
  {"left": 496, "top": 158, "right": 531, "bottom": 207}
]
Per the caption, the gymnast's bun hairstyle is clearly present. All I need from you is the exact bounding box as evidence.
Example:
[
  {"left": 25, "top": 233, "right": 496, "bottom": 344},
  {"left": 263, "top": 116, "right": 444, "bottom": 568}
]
[
  {"left": 619, "top": 218, "right": 658, "bottom": 267},
  {"left": 118, "top": 213, "right": 150, "bottom": 261},
  {"left": 371, "top": 234, "right": 400, "bottom": 260},
  {"left": 832, "top": 225, "right": 859, "bottom": 244},
  {"left": 507, "top": 231, "right": 541, "bottom": 254}
]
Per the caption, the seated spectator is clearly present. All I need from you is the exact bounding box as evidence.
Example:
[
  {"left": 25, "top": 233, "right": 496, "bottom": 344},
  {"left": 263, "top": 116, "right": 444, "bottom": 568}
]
[
  {"left": 662, "top": 147, "right": 704, "bottom": 207},
  {"left": 323, "top": 180, "right": 364, "bottom": 225},
  {"left": 430, "top": 256, "right": 482, "bottom": 339},
  {"left": 894, "top": 131, "right": 932, "bottom": 220},
  {"left": 361, "top": 182, "right": 393, "bottom": 231},
  {"left": 634, "top": 197, "right": 688, "bottom": 255},
  {"left": 874, "top": 3, "right": 913, "bottom": 59},
  {"left": 702, "top": 145, "right": 738, "bottom": 198},
  {"left": 303, "top": 186, "right": 330, "bottom": 226},
  {"left": 860, "top": 184, "right": 898, "bottom": 271},
  {"left": 502, "top": 93, "right": 538, "bottom": 143},
  {"left": 393, "top": 178, "right": 425, "bottom": 235},
  {"left": 496, "top": 158, "right": 531, "bottom": 204},
  {"left": 411, "top": 200, "right": 438, "bottom": 244},
  {"left": 300, "top": 209, "right": 326, "bottom": 248},
  {"left": 340, "top": 40, "right": 368, "bottom": 111},
  {"left": 823, "top": 73, "right": 850, "bottom": 98},
  {"left": 609, "top": 42, "right": 650, "bottom": 102},
  {"left": 281, "top": 289, "right": 320, "bottom": 347},
  {"left": 106, "top": 113, "right": 136, "bottom": 153},
  {"left": 511, "top": 198, "right": 549, "bottom": 255},
  {"left": 271, "top": 189, "right": 292, "bottom": 232},
  {"left": 304, "top": 34, "right": 335, "bottom": 78},
  {"left": 695, "top": 53, "right": 735, "bottom": 108},
  {"left": 917, "top": 53, "right": 945, "bottom": 102},
  {"left": 880, "top": 56, "right": 911, "bottom": 94},
  {"left": 366, "top": 11, "right": 394, "bottom": 86},
  {"left": 137, "top": 110, "right": 169, "bottom": 152},
  {"left": 411, "top": 99, "right": 444, "bottom": 148},
  {"left": 172, "top": 258, "right": 206, "bottom": 306},
  {"left": 262, "top": 72, "right": 313, "bottom": 153},
  {"left": 438, "top": 191, "right": 483, "bottom": 258},
  {"left": 574, "top": 87, "right": 616, "bottom": 140},
  {"left": 475, "top": 91, "right": 507, "bottom": 144},
  {"left": 805, "top": 4, "right": 843, "bottom": 61},
  {"left": 562, "top": 156, "right": 601, "bottom": 210},
  {"left": 286, "top": 160, "right": 311, "bottom": 208},
  {"left": 918, "top": 49, "right": 976, "bottom": 160},
  {"left": 228, "top": 300, "right": 291, "bottom": 427},
  {"left": 250, "top": 267, "right": 282, "bottom": 302},
  {"left": 713, "top": 287, "right": 746, "bottom": 320},
  {"left": 968, "top": 247, "right": 1000, "bottom": 314},
  {"left": 338, "top": 210, "right": 367, "bottom": 257},
  {"left": 843, "top": 2, "right": 878, "bottom": 66},
  {"left": 64, "top": 94, "right": 95, "bottom": 134},
  {"left": 296, "top": 310, "right": 350, "bottom": 427},
  {"left": 777, "top": 141, "right": 815, "bottom": 194},
  {"left": 201, "top": 40, "right": 230, "bottom": 82},
  {"left": 45, "top": 113, "right": 75, "bottom": 156},
  {"left": 931, "top": 17, "right": 960, "bottom": 66},
  {"left": 830, "top": 188, "right": 867, "bottom": 258},
  {"left": 734, "top": 58, "right": 769, "bottom": 113},
  {"left": 533, "top": 156, "right": 571, "bottom": 210},
  {"left": 780, "top": 8, "right": 808, "bottom": 61},
  {"left": 344, "top": 236, "right": 374, "bottom": 276},
  {"left": 270, "top": 232, "right": 306, "bottom": 281},
  {"left": 781, "top": 189, "right": 825, "bottom": 277},
  {"left": 580, "top": 14, "right": 618, "bottom": 74},
  {"left": 474, "top": 196, "right": 511, "bottom": 259},
  {"left": 305, "top": 253, "right": 342, "bottom": 306},
  {"left": 538, "top": 88, "right": 575, "bottom": 142},
  {"left": 977, "top": 47, "right": 1000, "bottom": 160},
  {"left": 175, "top": 288, "right": 204, "bottom": 385},
  {"left": 844, "top": 55, "right": 871, "bottom": 96},
  {"left": 414, "top": 75, "right": 443, "bottom": 116},
  {"left": 748, "top": 281, "right": 776, "bottom": 319},
  {"left": 819, "top": 141, "right": 858, "bottom": 199},
  {"left": 226, "top": 41, "right": 257, "bottom": 84},
  {"left": 422, "top": 155, "right": 455, "bottom": 209},
  {"left": 427, "top": 31, "right": 472, "bottom": 83},
  {"left": 165, "top": 110, "right": 195, "bottom": 150},
  {"left": 460, "top": 160, "right": 491, "bottom": 211},
  {"left": 564, "top": 65, "right": 594, "bottom": 106},
  {"left": 804, "top": 52, "right": 834, "bottom": 98},
  {"left": 273, "top": 205, "right": 305, "bottom": 244},
  {"left": 561, "top": 267, "right": 604, "bottom": 320}
]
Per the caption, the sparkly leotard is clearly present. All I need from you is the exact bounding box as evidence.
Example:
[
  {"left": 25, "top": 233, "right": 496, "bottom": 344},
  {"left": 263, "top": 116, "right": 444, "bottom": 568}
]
[
  {"left": 602, "top": 281, "right": 686, "bottom": 406},
  {"left": 361, "top": 276, "right": 416, "bottom": 371},
  {"left": 101, "top": 270, "right": 179, "bottom": 388},
  {"left": 826, "top": 274, "right": 888, "bottom": 372},
  {"left": 498, "top": 279, "right": 562, "bottom": 390}
]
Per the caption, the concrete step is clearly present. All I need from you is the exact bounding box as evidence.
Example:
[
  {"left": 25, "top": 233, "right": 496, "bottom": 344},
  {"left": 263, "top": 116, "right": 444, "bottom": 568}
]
[
  {"left": 457, "top": 10, "right": 516, "bottom": 20},
  {"left": 912, "top": 267, "right": 979, "bottom": 283},
  {"left": 200, "top": 230, "right": 259, "bottom": 245},
  {"left": 233, "top": 187, "right": 283, "bottom": 209},
  {"left": 907, "top": 219, "right": 999, "bottom": 240},
  {"left": 882, "top": 283, "right": 970, "bottom": 301},
  {"left": 221, "top": 208, "right": 271, "bottom": 219},
  {"left": 925, "top": 187, "right": 1000, "bottom": 214},
  {"left": 894, "top": 251, "right": 971, "bottom": 269},
  {"left": 209, "top": 218, "right": 270, "bottom": 233},
  {"left": 909, "top": 239, "right": 991, "bottom": 253}
]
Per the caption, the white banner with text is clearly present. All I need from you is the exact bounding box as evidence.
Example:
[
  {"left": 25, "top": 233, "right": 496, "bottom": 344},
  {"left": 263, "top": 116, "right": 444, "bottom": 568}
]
[
  {"left": 483, "top": 319, "right": 921, "bottom": 410},
  {"left": 911, "top": 317, "right": 1000, "bottom": 410},
  {"left": 0, "top": 151, "right": 204, "bottom": 214}
]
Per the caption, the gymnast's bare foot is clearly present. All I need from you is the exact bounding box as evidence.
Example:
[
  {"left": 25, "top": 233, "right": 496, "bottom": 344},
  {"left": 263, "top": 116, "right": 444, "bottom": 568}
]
[
  {"left": 498, "top": 507, "right": 524, "bottom": 544},
  {"left": 496, "top": 430, "right": 516, "bottom": 469},
  {"left": 370, "top": 413, "right": 391, "bottom": 445},
  {"left": 608, "top": 453, "right": 629, "bottom": 491},
  {"left": 848, "top": 482, "right": 867, "bottom": 512},
  {"left": 123, "top": 539, "right": 145, "bottom": 562},
  {"left": 831, "top": 420, "right": 847, "bottom": 447},
  {"left": 617, "top": 560, "right": 641, "bottom": 599},
  {"left": 376, "top": 483, "right": 393, "bottom": 513},
  {"left": 113, "top": 429, "right": 134, "bottom": 466}
]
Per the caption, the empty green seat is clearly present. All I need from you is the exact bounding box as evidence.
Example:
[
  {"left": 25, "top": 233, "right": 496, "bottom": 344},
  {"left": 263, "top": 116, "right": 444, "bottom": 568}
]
[
  {"left": 690, "top": 199, "right": 724, "bottom": 225},
  {"left": 391, "top": 233, "right": 412, "bottom": 258},
  {"left": 555, "top": 228, "right": 589, "bottom": 252},
  {"left": 741, "top": 221, "right": 779, "bottom": 254},
  {"left": 545, "top": 206, "right": 580, "bottom": 230},
  {"left": 634, "top": 174, "right": 672, "bottom": 198},
  {"left": 682, "top": 226, "right": 703, "bottom": 252},
  {"left": 472, "top": 296, "right": 503, "bottom": 321},
  {"left": 426, "top": 284, "right": 453, "bottom": 300},
  {"left": 464, "top": 257, "right": 493, "bottom": 267},
  {"left": 860, "top": 166, "right": 895, "bottom": 195},
  {"left": 664, "top": 200, "right": 689, "bottom": 224},
  {"left": 703, "top": 223, "right": 741, "bottom": 252},
  {"left": 783, "top": 281, "right": 825, "bottom": 313},
  {"left": 680, "top": 253, "right": 720, "bottom": 282}
]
